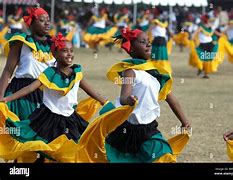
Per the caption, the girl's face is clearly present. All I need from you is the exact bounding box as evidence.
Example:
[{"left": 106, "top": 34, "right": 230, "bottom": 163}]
[
  {"left": 55, "top": 41, "right": 74, "bottom": 67},
  {"left": 100, "top": 9, "right": 106, "bottom": 16},
  {"left": 30, "top": 14, "right": 50, "bottom": 36},
  {"left": 130, "top": 32, "right": 151, "bottom": 60}
]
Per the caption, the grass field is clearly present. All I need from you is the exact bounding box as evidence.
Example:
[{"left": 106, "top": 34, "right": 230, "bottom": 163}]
[{"left": 0, "top": 44, "right": 233, "bottom": 162}]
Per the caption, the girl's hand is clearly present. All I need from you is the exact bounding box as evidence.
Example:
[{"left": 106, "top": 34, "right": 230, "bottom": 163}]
[
  {"left": 181, "top": 122, "right": 191, "bottom": 130},
  {"left": 181, "top": 122, "right": 191, "bottom": 136},
  {"left": 126, "top": 95, "right": 138, "bottom": 106},
  {"left": 0, "top": 98, "right": 7, "bottom": 103},
  {"left": 223, "top": 131, "right": 233, "bottom": 141}
]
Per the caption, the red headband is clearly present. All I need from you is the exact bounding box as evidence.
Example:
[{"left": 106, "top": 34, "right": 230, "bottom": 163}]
[
  {"left": 51, "top": 33, "right": 67, "bottom": 54},
  {"left": 201, "top": 14, "right": 209, "bottom": 24},
  {"left": 23, "top": 7, "right": 48, "bottom": 27},
  {"left": 121, "top": 28, "right": 143, "bottom": 53}
]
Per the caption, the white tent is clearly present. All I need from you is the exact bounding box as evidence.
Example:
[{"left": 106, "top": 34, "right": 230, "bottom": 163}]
[
  {"left": 61, "top": 0, "right": 208, "bottom": 23},
  {"left": 1, "top": 0, "right": 208, "bottom": 24},
  {"left": 80, "top": 0, "right": 208, "bottom": 6}
]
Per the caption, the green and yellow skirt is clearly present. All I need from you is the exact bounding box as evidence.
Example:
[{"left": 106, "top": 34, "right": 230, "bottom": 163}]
[
  {"left": 105, "top": 120, "right": 173, "bottom": 163},
  {"left": 75, "top": 102, "right": 190, "bottom": 163},
  {"left": 0, "top": 103, "right": 89, "bottom": 162},
  {"left": 83, "top": 26, "right": 117, "bottom": 48},
  {"left": 173, "top": 31, "right": 190, "bottom": 47},
  {"left": 151, "top": 36, "right": 172, "bottom": 74},
  {"left": 0, "top": 97, "right": 101, "bottom": 163},
  {"left": 5, "top": 78, "right": 43, "bottom": 120},
  {"left": 189, "top": 40, "right": 224, "bottom": 73},
  {"left": 219, "top": 35, "right": 233, "bottom": 63}
]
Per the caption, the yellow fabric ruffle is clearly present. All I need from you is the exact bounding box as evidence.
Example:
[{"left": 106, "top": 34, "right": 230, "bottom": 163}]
[
  {"left": 216, "top": 37, "right": 226, "bottom": 65},
  {"left": 38, "top": 72, "right": 83, "bottom": 96},
  {"left": 152, "top": 60, "right": 172, "bottom": 74},
  {"left": 219, "top": 35, "right": 233, "bottom": 63},
  {"left": 92, "top": 14, "right": 108, "bottom": 22},
  {"left": 75, "top": 100, "right": 190, "bottom": 163},
  {"left": 167, "top": 38, "right": 173, "bottom": 55},
  {"left": 228, "top": 54, "right": 233, "bottom": 63},
  {"left": 155, "top": 133, "right": 190, "bottom": 163},
  {"left": 76, "top": 97, "right": 101, "bottom": 121},
  {"left": 4, "top": 35, "right": 36, "bottom": 56},
  {"left": 0, "top": 26, "right": 8, "bottom": 46},
  {"left": 107, "top": 61, "right": 172, "bottom": 100},
  {"left": 202, "top": 61, "right": 219, "bottom": 73},
  {"left": 75, "top": 102, "right": 137, "bottom": 162},
  {"left": 173, "top": 32, "right": 190, "bottom": 47},
  {"left": 0, "top": 103, "right": 80, "bottom": 163},
  {"left": 226, "top": 140, "right": 233, "bottom": 161},
  {"left": 200, "top": 27, "right": 214, "bottom": 37},
  {"left": 0, "top": 100, "right": 190, "bottom": 163},
  {"left": 153, "top": 19, "right": 168, "bottom": 28},
  {"left": 0, "top": 97, "right": 102, "bottom": 162},
  {"left": 189, "top": 40, "right": 203, "bottom": 70},
  {"left": 83, "top": 27, "right": 118, "bottom": 48},
  {"left": 8, "top": 18, "right": 23, "bottom": 25},
  {"left": 4, "top": 35, "right": 54, "bottom": 63},
  {"left": 114, "top": 15, "right": 129, "bottom": 24}
]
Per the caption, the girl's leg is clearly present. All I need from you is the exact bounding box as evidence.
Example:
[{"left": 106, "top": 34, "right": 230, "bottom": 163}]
[
  {"left": 93, "top": 44, "right": 99, "bottom": 59},
  {"left": 202, "top": 72, "right": 209, "bottom": 79},
  {"left": 197, "top": 69, "right": 202, "bottom": 76}
]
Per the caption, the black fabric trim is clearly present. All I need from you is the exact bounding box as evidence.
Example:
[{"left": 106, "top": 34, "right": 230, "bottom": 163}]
[
  {"left": 152, "top": 36, "right": 167, "bottom": 46},
  {"left": 5, "top": 77, "right": 43, "bottom": 102},
  {"left": 106, "top": 120, "right": 159, "bottom": 153},
  {"left": 28, "top": 104, "right": 88, "bottom": 143},
  {"left": 199, "top": 42, "right": 215, "bottom": 53}
]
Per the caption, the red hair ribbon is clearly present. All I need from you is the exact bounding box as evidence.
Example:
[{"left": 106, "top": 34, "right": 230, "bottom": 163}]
[
  {"left": 23, "top": 7, "right": 48, "bottom": 27},
  {"left": 120, "top": 28, "right": 143, "bottom": 53},
  {"left": 201, "top": 14, "right": 210, "bottom": 24},
  {"left": 51, "top": 33, "right": 67, "bottom": 53}
]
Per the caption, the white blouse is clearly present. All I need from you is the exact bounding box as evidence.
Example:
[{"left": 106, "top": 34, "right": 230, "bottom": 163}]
[
  {"left": 199, "top": 32, "right": 212, "bottom": 43},
  {"left": 115, "top": 69, "right": 161, "bottom": 125},
  {"left": 93, "top": 19, "right": 106, "bottom": 29},
  {"left": 15, "top": 44, "right": 56, "bottom": 79},
  {"left": 139, "top": 19, "right": 149, "bottom": 27},
  {"left": 43, "top": 80, "right": 80, "bottom": 117},
  {"left": 151, "top": 25, "right": 166, "bottom": 38}
]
